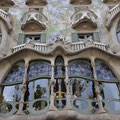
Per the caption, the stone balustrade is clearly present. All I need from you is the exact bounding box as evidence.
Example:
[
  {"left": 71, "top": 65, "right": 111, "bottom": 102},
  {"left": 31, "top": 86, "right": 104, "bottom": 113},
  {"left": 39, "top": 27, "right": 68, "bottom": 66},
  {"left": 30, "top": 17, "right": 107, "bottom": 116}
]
[
  {"left": 21, "top": 9, "right": 48, "bottom": 30},
  {"left": 12, "top": 41, "right": 108, "bottom": 53},
  {"left": 0, "top": 9, "right": 12, "bottom": 30},
  {"left": 71, "top": 41, "right": 108, "bottom": 51},
  {"left": 106, "top": 4, "right": 120, "bottom": 29},
  {"left": 13, "top": 43, "right": 47, "bottom": 53}
]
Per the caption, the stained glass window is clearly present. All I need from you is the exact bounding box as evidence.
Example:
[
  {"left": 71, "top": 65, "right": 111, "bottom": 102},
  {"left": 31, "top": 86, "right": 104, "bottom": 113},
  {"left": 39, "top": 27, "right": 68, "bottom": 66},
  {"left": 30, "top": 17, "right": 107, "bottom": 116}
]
[
  {"left": 95, "top": 60, "right": 116, "bottom": 81},
  {"left": 55, "top": 56, "right": 65, "bottom": 77},
  {"left": 5, "top": 61, "right": 25, "bottom": 84},
  {"left": 28, "top": 61, "right": 51, "bottom": 80},
  {"left": 68, "top": 60, "right": 93, "bottom": 78}
]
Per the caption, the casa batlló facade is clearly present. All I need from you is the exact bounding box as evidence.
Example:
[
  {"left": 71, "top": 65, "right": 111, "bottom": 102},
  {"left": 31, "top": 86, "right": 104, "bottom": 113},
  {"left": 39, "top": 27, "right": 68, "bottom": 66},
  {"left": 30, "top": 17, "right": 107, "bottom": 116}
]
[{"left": 0, "top": 0, "right": 120, "bottom": 120}]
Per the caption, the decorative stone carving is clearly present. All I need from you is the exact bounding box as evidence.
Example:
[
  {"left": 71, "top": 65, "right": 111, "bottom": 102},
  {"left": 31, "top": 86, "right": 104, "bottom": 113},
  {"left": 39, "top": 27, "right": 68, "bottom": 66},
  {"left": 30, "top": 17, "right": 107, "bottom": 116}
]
[
  {"left": 26, "top": 0, "right": 48, "bottom": 6},
  {"left": 0, "top": 9, "right": 12, "bottom": 32},
  {"left": 70, "top": 0, "right": 91, "bottom": 5},
  {"left": 0, "top": 0, "right": 14, "bottom": 8},
  {"left": 21, "top": 9, "right": 48, "bottom": 32},
  {"left": 71, "top": 7, "right": 97, "bottom": 31},
  {"left": 47, "top": 37, "right": 71, "bottom": 51},
  {"left": 105, "top": 4, "right": 120, "bottom": 30}
]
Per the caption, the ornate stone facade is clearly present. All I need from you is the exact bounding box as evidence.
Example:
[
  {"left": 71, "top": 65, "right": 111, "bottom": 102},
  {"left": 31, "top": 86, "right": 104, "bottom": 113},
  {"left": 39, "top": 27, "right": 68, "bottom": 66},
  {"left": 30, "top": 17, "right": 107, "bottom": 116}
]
[{"left": 0, "top": 0, "right": 120, "bottom": 120}]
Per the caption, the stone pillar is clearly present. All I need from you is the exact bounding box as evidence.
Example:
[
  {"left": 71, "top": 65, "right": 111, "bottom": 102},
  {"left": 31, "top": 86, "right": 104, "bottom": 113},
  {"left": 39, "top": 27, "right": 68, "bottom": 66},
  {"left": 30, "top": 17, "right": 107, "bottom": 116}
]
[
  {"left": 64, "top": 64, "right": 72, "bottom": 110},
  {"left": 16, "top": 59, "right": 29, "bottom": 115},
  {"left": 91, "top": 58, "right": 106, "bottom": 114},
  {"left": 49, "top": 65, "right": 57, "bottom": 111}
]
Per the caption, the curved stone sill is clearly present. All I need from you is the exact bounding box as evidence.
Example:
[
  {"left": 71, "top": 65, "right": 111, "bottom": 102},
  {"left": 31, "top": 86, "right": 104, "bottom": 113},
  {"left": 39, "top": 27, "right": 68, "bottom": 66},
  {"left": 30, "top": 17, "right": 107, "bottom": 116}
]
[{"left": 1, "top": 110, "right": 120, "bottom": 120}]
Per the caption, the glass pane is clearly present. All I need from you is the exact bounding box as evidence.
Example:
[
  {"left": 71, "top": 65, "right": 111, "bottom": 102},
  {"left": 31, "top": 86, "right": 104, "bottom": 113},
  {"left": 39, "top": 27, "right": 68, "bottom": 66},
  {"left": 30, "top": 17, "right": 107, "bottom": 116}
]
[
  {"left": 104, "top": 83, "right": 119, "bottom": 99},
  {"left": 108, "top": 101, "right": 120, "bottom": 111},
  {"left": 25, "top": 82, "right": 33, "bottom": 101},
  {"left": 34, "top": 79, "right": 49, "bottom": 99},
  {"left": 33, "top": 101, "right": 47, "bottom": 111},
  {"left": 16, "top": 84, "right": 22, "bottom": 102},
  {"left": 73, "top": 100, "right": 88, "bottom": 110},
  {"left": 72, "top": 78, "right": 87, "bottom": 98},
  {"left": 5, "top": 61, "right": 25, "bottom": 84},
  {"left": 2, "top": 86, "right": 15, "bottom": 102},
  {"left": 54, "top": 79, "right": 66, "bottom": 99},
  {"left": 54, "top": 100, "right": 66, "bottom": 109},
  {"left": 117, "top": 32, "right": 120, "bottom": 42},
  {"left": 95, "top": 64, "right": 116, "bottom": 81},
  {"left": 54, "top": 66, "right": 65, "bottom": 76},
  {"left": 28, "top": 62, "right": 51, "bottom": 80},
  {"left": 87, "top": 81, "right": 95, "bottom": 99},
  {"left": 69, "top": 61, "right": 93, "bottom": 78},
  {"left": 0, "top": 103, "right": 12, "bottom": 114}
]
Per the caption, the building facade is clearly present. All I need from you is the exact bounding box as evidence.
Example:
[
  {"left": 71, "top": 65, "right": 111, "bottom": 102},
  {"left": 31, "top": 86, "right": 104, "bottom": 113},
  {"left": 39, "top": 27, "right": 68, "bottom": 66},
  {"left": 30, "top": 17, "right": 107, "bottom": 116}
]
[{"left": 0, "top": 0, "right": 120, "bottom": 120}]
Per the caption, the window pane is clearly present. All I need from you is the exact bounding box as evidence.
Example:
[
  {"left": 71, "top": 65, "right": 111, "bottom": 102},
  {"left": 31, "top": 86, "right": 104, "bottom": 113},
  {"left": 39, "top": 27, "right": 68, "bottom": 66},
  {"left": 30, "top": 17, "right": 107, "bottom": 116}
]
[
  {"left": 108, "top": 101, "right": 120, "bottom": 111},
  {"left": 117, "top": 32, "right": 120, "bottom": 42},
  {"left": 87, "top": 81, "right": 95, "bottom": 99},
  {"left": 34, "top": 79, "right": 49, "bottom": 99},
  {"left": 95, "top": 63, "right": 116, "bottom": 81},
  {"left": 72, "top": 78, "right": 87, "bottom": 98},
  {"left": 5, "top": 61, "right": 25, "bottom": 84},
  {"left": 104, "top": 83, "right": 119, "bottom": 99},
  {"left": 68, "top": 61, "right": 93, "bottom": 78},
  {"left": 2, "top": 86, "right": 15, "bottom": 102},
  {"left": 16, "top": 84, "right": 22, "bottom": 102},
  {"left": 28, "top": 61, "right": 51, "bottom": 80}
]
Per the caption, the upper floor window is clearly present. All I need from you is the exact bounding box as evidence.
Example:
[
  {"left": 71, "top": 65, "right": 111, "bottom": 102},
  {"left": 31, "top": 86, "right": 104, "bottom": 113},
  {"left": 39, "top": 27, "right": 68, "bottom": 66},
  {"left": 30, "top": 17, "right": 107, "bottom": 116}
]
[
  {"left": 17, "top": 33, "right": 46, "bottom": 45},
  {"left": 25, "top": 35, "right": 41, "bottom": 43},
  {"left": 72, "top": 32, "right": 100, "bottom": 43},
  {"left": 117, "top": 21, "right": 120, "bottom": 43},
  {"left": 54, "top": 56, "right": 65, "bottom": 77},
  {"left": 78, "top": 33, "right": 93, "bottom": 41}
]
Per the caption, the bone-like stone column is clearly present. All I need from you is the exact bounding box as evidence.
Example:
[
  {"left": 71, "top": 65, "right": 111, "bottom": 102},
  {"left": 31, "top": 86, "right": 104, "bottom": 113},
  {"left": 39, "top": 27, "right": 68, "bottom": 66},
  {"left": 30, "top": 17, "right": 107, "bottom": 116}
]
[
  {"left": 49, "top": 64, "right": 57, "bottom": 111},
  {"left": 16, "top": 59, "right": 29, "bottom": 115},
  {"left": 91, "top": 58, "right": 106, "bottom": 114},
  {"left": 64, "top": 64, "right": 72, "bottom": 110}
]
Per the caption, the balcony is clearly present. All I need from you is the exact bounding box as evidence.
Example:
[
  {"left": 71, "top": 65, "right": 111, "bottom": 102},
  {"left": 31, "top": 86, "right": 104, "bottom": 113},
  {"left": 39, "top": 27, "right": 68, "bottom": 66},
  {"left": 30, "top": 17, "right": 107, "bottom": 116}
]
[
  {"left": 26, "top": 0, "right": 48, "bottom": 6},
  {"left": 0, "top": 0, "right": 14, "bottom": 7},
  {"left": 71, "top": 8, "right": 97, "bottom": 31},
  {"left": 12, "top": 39, "right": 108, "bottom": 54},
  {"left": 105, "top": 4, "right": 120, "bottom": 29},
  {"left": 0, "top": 9, "right": 12, "bottom": 31},
  {"left": 102, "top": 0, "right": 120, "bottom": 4},
  {"left": 21, "top": 9, "right": 48, "bottom": 32},
  {"left": 70, "top": 0, "right": 91, "bottom": 5}
]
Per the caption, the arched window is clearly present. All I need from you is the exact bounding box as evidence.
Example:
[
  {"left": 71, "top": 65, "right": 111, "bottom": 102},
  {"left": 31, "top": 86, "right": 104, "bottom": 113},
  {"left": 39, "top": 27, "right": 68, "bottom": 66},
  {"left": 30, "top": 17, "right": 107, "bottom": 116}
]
[
  {"left": 95, "top": 59, "right": 120, "bottom": 114},
  {"left": 54, "top": 56, "right": 66, "bottom": 110},
  {"left": 68, "top": 59, "right": 95, "bottom": 113},
  {"left": 0, "top": 60, "right": 25, "bottom": 117},
  {"left": 24, "top": 60, "right": 51, "bottom": 115},
  {"left": 117, "top": 21, "right": 120, "bottom": 43}
]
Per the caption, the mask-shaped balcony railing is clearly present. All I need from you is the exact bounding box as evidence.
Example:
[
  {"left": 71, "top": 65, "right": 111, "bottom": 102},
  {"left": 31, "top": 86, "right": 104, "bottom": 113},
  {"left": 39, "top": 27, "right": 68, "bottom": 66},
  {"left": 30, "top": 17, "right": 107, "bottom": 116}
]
[
  {"left": 0, "top": 9, "right": 12, "bottom": 31},
  {"left": 71, "top": 8, "right": 97, "bottom": 30},
  {"left": 26, "top": 0, "right": 48, "bottom": 6},
  {"left": 106, "top": 4, "right": 120, "bottom": 29},
  {"left": 70, "top": 0, "right": 91, "bottom": 5},
  {"left": 102, "top": 0, "right": 120, "bottom": 4},
  {"left": 0, "top": 0, "right": 14, "bottom": 7},
  {"left": 21, "top": 9, "right": 48, "bottom": 31}
]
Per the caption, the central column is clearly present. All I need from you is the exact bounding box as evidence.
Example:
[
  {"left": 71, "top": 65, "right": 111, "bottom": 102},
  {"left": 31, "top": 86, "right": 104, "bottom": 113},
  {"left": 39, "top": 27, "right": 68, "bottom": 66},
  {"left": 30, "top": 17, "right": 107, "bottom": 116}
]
[
  {"left": 91, "top": 58, "right": 106, "bottom": 113},
  {"left": 64, "top": 64, "right": 72, "bottom": 110},
  {"left": 49, "top": 64, "right": 57, "bottom": 111}
]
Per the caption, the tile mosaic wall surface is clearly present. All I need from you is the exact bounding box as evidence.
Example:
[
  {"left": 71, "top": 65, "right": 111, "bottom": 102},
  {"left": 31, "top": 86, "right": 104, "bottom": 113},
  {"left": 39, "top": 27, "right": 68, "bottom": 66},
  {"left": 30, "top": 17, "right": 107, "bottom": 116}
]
[{"left": 9, "top": 0, "right": 108, "bottom": 43}]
